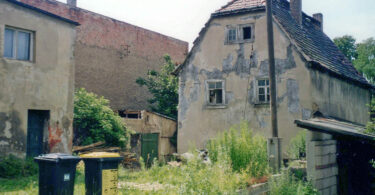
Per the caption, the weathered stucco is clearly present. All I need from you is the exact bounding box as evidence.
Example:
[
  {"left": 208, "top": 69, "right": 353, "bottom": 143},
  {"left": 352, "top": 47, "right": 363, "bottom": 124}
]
[
  {"left": 0, "top": 0, "right": 76, "bottom": 157},
  {"left": 124, "top": 111, "right": 177, "bottom": 160},
  {"left": 177, "top": 11, "right": 371, "bottom": 156}
]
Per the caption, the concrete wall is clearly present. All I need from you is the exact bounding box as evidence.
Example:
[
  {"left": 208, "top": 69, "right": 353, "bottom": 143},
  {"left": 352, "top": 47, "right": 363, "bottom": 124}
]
[
  {"left": 19, "top": 0, "right": 189, "bottom": 111},
  {"left": 124, "top": 111, "right": 177, "bottom": 159},
  {"left": 307, "top": 132, "right": 338, "bottom": 195},
  {"left": 177, "top": 11, "right": 371, "bottom": 155},
  {"left": 0, "top": 0, "right": 76, "bottom": 157}
]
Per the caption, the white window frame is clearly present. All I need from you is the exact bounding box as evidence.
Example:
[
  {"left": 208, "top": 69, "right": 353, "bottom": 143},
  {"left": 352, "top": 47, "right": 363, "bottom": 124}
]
[
  {"left": 225, "top": 23, "right": 255, "bottom": 44},
  {"left": 3, "top": 26, "right": 34, "bottom": 61},
  {"left": 205, "top": 80, "right": 225, "bottom": 106},
  {"left": 239, "top": 24, "right": 255, "bottom": 42},
  {"left": 256, "top": 78, "right": 270, "bottom": 104}
]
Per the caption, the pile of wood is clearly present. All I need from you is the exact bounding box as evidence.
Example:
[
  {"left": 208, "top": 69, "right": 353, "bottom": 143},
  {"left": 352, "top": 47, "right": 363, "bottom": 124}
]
[{"left": 72, "top": 141, "right": 138, "bottom": 168}]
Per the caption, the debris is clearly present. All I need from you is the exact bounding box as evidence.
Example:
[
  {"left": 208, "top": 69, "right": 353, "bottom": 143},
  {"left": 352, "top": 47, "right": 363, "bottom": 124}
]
[{"left": 72, "top": 141, "right": 105, "bottom": 152}]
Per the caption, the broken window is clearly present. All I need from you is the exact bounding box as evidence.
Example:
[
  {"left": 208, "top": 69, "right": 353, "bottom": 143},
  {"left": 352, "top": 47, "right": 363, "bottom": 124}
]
[
  {"left": 207, "top": 81, "right": 224, "bottom": 105},
  {"left": 243, "top": 26, "right": 252, "bottom": 40},
  {"left": 257, "top": 79, "right": 270, "bottom": 103},
  {"left": 4, "top": 27, "right": 33, "bottom": 61},
  {"left": 227, "top": 28, "right": 237, "bottom": 42},
  {"left": 118, "top": 110, "right": 142, "bottom": 119}
]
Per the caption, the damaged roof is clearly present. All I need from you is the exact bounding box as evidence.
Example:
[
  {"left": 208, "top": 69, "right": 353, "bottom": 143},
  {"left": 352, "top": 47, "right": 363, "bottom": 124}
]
[
  {"left": 4, "top": 0, "right": 79, "bottom": 25},
  {"left": 295, "top": 117, "right": 375, "bottom": 141},
  {"left": 176, "top": 0, "right": 372, "bottom": 88}
]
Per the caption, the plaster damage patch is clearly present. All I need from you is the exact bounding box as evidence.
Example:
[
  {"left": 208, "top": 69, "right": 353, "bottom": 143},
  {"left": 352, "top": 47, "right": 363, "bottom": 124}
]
[{"left": 287, "top": 79, "right": 300, "bottom": 114}]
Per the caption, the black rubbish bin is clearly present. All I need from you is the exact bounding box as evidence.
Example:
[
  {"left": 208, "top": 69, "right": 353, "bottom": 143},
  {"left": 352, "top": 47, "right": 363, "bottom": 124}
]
[
  {"left": 81, "top": 152, "right": 124, "bottom": 195},
  {"left": 34, "top": 153, "right": 81, "bottom": 195}
]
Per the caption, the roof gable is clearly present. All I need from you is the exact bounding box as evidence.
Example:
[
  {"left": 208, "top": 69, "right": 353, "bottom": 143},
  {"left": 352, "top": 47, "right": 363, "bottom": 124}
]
[{"left": 177, "top": 0, "right": 372, "bottom": 88}]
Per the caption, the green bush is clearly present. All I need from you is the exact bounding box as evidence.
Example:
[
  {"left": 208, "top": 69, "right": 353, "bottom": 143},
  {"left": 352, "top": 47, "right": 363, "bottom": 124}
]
[
  {"left": 207, "top": 122, "right": 269, "bottom": 178},
  {"left": 288, "top": 130, "right": 307, "bottom": 160},
  {"left": 73, "top": 88, "right": 131, "bottom": 147},
  {"left": 269, "top": 170, "right": 318, "bottom": 195},
  {"left": 0, "top": 155, "right": 38, "bottom": 178}
]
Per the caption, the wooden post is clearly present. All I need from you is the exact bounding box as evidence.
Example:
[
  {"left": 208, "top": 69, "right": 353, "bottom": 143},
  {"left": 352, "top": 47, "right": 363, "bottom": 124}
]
[{"left": 266, "top": 0, "right": 281, "bottom": 172}]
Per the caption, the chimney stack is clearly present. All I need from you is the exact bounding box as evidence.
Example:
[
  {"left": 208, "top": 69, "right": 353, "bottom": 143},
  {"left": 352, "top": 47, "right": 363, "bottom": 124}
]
[
  {"left": 290, "top": 0, "right": 302, "bottom": 26},
  {"left": 313, "top": 13, "right": 323, "bottom": 31},
  {"left": 67, "top": 0, "right": 77, "bottom": 7}
]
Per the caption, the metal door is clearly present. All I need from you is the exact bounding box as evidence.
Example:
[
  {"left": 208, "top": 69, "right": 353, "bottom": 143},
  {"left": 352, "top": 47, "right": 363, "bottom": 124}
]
[
  {"left": 27, "top": 110, "right": 49, "bottom": 157},
  {"left": 141, "top": 133, "right": 159, "bottom": 166}
]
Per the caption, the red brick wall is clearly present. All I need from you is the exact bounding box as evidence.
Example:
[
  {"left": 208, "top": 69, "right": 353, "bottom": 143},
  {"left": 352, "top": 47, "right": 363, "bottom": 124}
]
[{"left": 20, "top": 0, "right": 188, "bottom": 111}]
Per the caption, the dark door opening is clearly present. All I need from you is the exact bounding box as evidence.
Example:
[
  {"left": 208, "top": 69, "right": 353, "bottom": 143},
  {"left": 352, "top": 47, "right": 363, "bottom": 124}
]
[
  {"left": 141, "top": 133, "right": 159, "bottom": 166},
  {"left": 337, "top": 137, "right": 375, "bottom": 195},
  {"left": 27, "top": 110, "right": 49, "bottom": 158}
]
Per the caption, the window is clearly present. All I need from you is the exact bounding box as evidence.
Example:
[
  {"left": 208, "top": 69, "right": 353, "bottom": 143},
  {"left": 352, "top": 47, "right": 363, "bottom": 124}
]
[
  {"left": 226, "top": 24, "right": 254, "bottom": 44},
  {"left": 243, "top": 26, "right": 252, "bottom": 40},
  {"left": 257, "top": 79, "right": 270, "bottom": 103},
  {"left": 227, "top": 28, "right": 237, "bottom": 42},
  {"left": 207, "top": 81, "right": 224, "bottom": 105},
  {"left": 3, "top": 27, "right": 33, "bottom": 61}
]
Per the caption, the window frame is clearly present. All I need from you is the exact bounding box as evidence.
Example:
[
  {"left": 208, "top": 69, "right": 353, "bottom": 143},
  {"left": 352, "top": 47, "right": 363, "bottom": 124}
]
[
  {"left": 256, "top": 78, "right": 270, "bottom": 104},
  {"left": 205, "top": 80, "right": 226, "bottom": 107},
  {"left": 225, "top": 23, "right": 255, "bottom": 44},
  {"left": 3, "top": 26, "right": 34, "bottom": 62},
  {"left": 238, "top": 24, "right": 255, "bottom": 43}
]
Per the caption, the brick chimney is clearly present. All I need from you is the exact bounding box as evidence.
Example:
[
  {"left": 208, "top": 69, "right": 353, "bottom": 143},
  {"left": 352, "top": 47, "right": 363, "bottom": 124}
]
[
  {"left": 313, "top": 13, "right": 323, "bottom": 31},
  {"left": 67, "top": 0, "right": 77, "bottom": 7},
  {"left": 290, "top": 0, "right": 302, "bottom": 26}
]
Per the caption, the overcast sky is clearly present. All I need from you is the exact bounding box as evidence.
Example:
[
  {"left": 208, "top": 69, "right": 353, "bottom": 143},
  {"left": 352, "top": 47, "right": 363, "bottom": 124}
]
[{"left": 57, "top": 0, "right": 375, "bottom": 48}]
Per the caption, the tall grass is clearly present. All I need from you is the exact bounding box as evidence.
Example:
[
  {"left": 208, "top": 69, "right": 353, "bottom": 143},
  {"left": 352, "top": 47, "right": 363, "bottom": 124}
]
[
  {"left": 288, "top": 130, "right": 306, "bottom": 160},
  {"left": 207, "top": 122, "right": 269, "bottom": 178},
  {"left": 269, "top": 170, "right": 318, "bottom": 195}
]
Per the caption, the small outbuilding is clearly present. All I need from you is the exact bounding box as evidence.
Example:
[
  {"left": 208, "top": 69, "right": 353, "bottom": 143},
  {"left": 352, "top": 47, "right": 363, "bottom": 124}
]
[
  {"left": 121, "top": 110, "right": 177, "bottom": 164},
  {"left": 296, "top": 114, "right": 375, "bottom": 195}
]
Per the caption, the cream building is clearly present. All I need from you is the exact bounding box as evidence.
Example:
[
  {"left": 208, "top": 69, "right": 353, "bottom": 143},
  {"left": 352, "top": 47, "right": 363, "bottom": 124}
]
[{"left": 175, "top": 0, "right": 373, "bottom": 156}]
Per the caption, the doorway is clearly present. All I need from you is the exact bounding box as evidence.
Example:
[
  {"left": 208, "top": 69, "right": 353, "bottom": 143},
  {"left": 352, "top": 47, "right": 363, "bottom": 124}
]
[
  {"left": 141, "top": 133, "right": 159, "bottom": 166},
  {"left": 26, "top": 110, "right": 49, "bottom": 158}
]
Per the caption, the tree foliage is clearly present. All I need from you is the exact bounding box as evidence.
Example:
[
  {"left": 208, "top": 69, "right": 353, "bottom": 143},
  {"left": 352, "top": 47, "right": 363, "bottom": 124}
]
[
  {"left": 136, "top": 55, "right": 178, "bottom": 119},
  {"left": 354, "top": 38, "right": 375, "bottom": 83},
  {"left": 73, "top": 88, "right": 130, "bottom": 147},
  {"left": 333, "top": 35, "right": 358, "bottom": 61}
]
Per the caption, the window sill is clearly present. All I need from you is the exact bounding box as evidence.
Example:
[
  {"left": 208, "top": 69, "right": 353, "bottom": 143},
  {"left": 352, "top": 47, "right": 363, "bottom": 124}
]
[
  {"left": 205, "top": 105, "right": 227, "bottom": 109},
  {"left": 225, "top": 39, "right": 255, "bottom": 45},
  {"left": 254, "top": 102, "right": 270, "bottom": 107},
  {"left": 3, "top": 57, "right": 34, "bottom": 65}
]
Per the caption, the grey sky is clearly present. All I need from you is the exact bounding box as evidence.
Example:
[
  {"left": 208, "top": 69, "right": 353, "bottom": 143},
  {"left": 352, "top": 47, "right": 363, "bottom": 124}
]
[{"left": 58, "top": 0, "right": 375, "bottom": 48}]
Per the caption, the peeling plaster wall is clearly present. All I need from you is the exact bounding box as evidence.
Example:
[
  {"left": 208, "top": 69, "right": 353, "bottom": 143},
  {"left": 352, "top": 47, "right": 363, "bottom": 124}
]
[
  {"left": 19, "top": 0, "right": 189, "bottom": 111},
  {"left": 0, "top": 1, "right": 75, "bottom": 157},
  {"left": 177, "top": 12, "right": 371, "bottom": 156}
]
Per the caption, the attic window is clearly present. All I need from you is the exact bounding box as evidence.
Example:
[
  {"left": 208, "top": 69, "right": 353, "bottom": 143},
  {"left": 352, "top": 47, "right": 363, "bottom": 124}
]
[
  {"left": 119, "top": 110, "right": 142, "bottom": 119},
  {"left": 227, "top": 28, "right": 237, "bottom": 43},
  {"left": 243, "top": 26, "right": 252, "bottom": 40}
]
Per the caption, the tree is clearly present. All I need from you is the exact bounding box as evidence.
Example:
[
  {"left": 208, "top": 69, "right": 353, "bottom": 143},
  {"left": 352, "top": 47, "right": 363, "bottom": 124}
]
[
  {"left": 354, "top": 38, "right": 375, "bottom": 83},
  {"left": 136, "top": 55, "right": 178, "bottom": 119},
  {"left": 73, "top": 88, "right": 130, "bottom": 147},
  {"left": 333, "top": 35, "right": 358, "bottom": 62}
]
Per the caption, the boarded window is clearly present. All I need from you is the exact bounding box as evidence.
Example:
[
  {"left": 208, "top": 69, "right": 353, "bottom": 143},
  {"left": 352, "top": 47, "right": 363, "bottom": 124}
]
[
  {"left": 257, "top": 79, "right": 270, "bottom": 103},
  {"left": 208, "top": 81, "right": 224, "bottom": 105}
]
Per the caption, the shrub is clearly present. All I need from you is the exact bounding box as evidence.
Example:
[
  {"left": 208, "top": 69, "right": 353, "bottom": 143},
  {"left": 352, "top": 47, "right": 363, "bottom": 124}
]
[
  {"left": 207, "top": 122, "right": 269, "bottom": 178},
  {"left": 73, "top": 88, "right": 131, "bottom": 147},
  {"left": 0, "top": 155, "right": 38, "bottom": 178},
  {"left": 269, "top": 170, "right": 318, "bottom": 195},
  {"left": 288, "top": 130, "right": 306, "bottom": 160}
]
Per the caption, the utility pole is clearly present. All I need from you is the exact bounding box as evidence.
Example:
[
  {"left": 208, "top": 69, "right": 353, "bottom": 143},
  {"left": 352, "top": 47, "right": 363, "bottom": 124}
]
[{"left": 266, "top": 0, "right": 282, "bottom": 172}]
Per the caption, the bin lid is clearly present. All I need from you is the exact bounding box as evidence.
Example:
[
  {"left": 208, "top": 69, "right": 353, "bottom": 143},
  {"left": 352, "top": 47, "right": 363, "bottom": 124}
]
[
  {"left": 34, "top": 153, "right": 81, "bottom": 163},
  {"left": 80, "top": 152, "right": 121, "bottom": 158}
]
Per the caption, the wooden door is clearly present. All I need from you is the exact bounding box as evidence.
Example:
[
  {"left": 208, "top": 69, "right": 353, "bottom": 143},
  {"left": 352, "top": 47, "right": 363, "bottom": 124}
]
[
  {"left": 141, "top": 133, "right": 159, "bottom": 166},
  {"left": 27, "top": 110, "right": 49, "bottom": 157}
]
